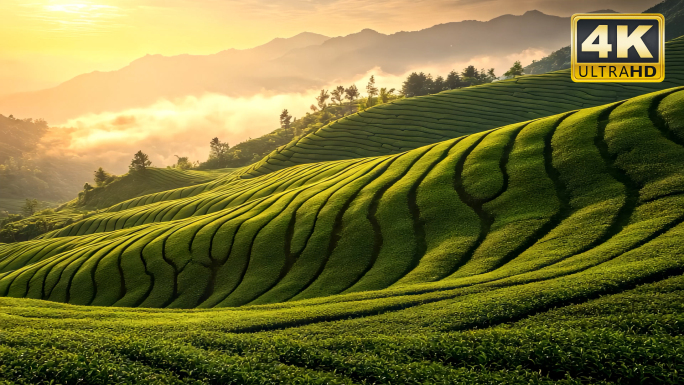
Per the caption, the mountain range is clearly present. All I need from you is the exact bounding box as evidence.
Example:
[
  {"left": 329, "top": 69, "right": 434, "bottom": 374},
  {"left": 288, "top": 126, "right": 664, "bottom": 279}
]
[{"left": 0, "top": 10, "right": 569, "bottom": 123}]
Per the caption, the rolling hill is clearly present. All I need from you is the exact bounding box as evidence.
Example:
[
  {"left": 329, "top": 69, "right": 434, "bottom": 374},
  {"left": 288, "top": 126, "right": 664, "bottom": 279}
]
[
  {"left": 1, "top": 85, "right": 683, "bottom": 310},
  {"left": 0, "top": 168, "right": 237, "bottom": 244},
  {"left": 243, "top": 35, "right": 684, "bottom": 178},
  {"left": 74, "top": 167, "right": 239, "bottom": 210},
  {"left": 0, "top": 84, "right": 683, "bottom": 382},
  {"left": 2, "top": 21, "right": 684, "bottom": 383}
]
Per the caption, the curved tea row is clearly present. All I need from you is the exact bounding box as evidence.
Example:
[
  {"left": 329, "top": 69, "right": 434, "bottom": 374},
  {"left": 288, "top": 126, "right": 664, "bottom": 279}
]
[{"left": 0, "top": 88, "right": 683, "bottom": 309}]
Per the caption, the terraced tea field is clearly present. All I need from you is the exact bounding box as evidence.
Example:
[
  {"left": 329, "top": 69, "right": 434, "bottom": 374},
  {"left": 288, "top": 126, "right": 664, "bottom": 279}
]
[
  {"left": 243, "top": 36, "right": 684, "bottom": 178},
  {"left": 1, "top": 87, "right": 682, "bottom": 310},
  {"left": 1, "top": 87, "right": 683, "bottom": 383},
  {"left": 2, "top": 76, "right": 684, "bottom": 383},
  {"left": 78, "top": 167, "right": 239, "bottom": 210}
]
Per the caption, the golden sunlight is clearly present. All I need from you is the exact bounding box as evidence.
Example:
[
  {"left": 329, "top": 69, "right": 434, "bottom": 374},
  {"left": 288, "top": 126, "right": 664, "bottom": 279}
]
[{"left": 36, "top": 1, "right": 122, "bottom": 34}]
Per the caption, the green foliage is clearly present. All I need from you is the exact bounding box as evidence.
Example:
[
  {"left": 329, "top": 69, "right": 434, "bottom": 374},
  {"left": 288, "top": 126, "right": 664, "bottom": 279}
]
[
  {"left": 461, "top": 65, "right": 497, "bottom": 85},
  {"left": 401, "top": 71, "right": 470, "bottom": 97},
  {"left": 2, "top": 36, "right": 684, "bottom": 383},
  {"left": 344, "top": 85, "right": 360, "bottom": 114},
  {"left": 432, "top": 66, "right": 490, "bottom": 90},
  {"left": 0, "top": 214, "right": 22, "bottom": 227},
  {"left": 330, "top": 86, "right": 345, "bottom": 106},
  {"left": 2, "top": 87, "right": 683, "bottom": 309},
  {"left": 378, "top": 87, "right": 395, "bottom": 104},
  {"left": 647, "top": 0, "right": 684, "bottom": 41},
  {"left": 199, "top": 102, "right": 374, "bottom": 170},
  {"left": 524, "top": 46, "right": 571, "bottom": 75},
  {"left": 316, "top": 89, "right": 330, "bottom": 110},
  {"left": 0, "top": 204, "right": 78, "bottom": 243},
  {"left": 129, "top": 150, "right": 152, "bottom": 172},
  {"left": 279, "top": 109, "right": 292, "bottom": 129},
  {"left": 171, "top": 156, "right": 194, "bottom": 171},
  {"left": 21, "top": 199, "right": 38, "bottom": 217},
  {"left": 504, "top": 60, "right": 524, "bottom": 77},
  {"left": 245, "top": 36, "right": 684, "bottom": 179},
  {"left": 93, "top": 167, "right": 114, "bottom": 187},
  {"left": 365, "top": 75, "right": 378, "bottom": 107},
  {"left": 73, "top": 167, "right": 232, "bottom": 210}
]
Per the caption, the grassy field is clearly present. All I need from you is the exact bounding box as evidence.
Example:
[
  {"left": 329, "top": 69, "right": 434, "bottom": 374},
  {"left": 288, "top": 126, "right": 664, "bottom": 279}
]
[{"left": 0, "top": 85, "right": 683, "bottom": 382}]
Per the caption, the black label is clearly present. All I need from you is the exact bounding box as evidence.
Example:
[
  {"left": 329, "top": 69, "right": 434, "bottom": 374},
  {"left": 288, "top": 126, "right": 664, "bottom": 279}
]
[{"left": 576, "top": 19, "right": 659, "bottom": 63}]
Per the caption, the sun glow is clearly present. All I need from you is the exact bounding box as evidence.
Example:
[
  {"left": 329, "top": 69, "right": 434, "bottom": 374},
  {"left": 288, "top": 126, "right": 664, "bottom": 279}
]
[
  {"left": 29, "top": 1, "right": 123, "bottom": 34},
  {"left": 45, "top": 3, "right": 116, "bottom": 13}
]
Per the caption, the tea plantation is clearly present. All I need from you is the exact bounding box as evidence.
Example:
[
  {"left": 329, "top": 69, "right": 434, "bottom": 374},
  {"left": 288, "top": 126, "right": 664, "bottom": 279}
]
[
  {"left": 75, "top": 167, "right": 239, "bottom": 210},
  {"left": 243, "top": 35, "right": 684, "bottom": 178},
  {"left": 2, "top": 47, "right": 684, "bottom": 382}
]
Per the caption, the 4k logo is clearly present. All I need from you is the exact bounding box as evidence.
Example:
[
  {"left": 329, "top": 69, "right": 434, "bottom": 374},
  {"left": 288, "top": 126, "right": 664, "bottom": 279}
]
[{"left": 572, "top": 14, "right": 665, "bottom": 82}]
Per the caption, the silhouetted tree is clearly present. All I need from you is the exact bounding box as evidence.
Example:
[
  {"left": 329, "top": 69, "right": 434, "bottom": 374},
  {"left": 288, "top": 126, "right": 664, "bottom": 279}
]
[
  {"left": 379, "top": 87, "right": 396, "bottom": 103},
  {"left": 366, "top": 76, "right": 378, "bottom": 107},
  {"left": 129, "top": 150, "right": 151, "bottom": 171},
  {"left": 173, "top": 156, "right": 193, "bottom": 170},
  {"left": 316, "top": 89, "right": 330, "bottom": 110},
  {"left": 445, "top": 70, "right": 465, "bottom": 89},
  {"left": 209, "top": 138, "right": 230, "bottom": 159},
  {"left": 460, "top": 66, "right": 497, "bottom": 85},
  {"left": 461, "top": 65, "right": 479, "bottom": 81},
  {"left": 433, "top": 76, "right": 446, "bottom": 93},
  {"left": 280, "top": 109, "right": 292, "bottom": 130},
  {"left": 504, "top": 61, "right": 524, "bottom": 77},
  {"left": 487, "top": 68, "right": 496, "bottom": 79},
  {"left": 331, "top": 86, "right": 345, "bottom": 105},
  {"left": 402, "top": 72, "right": 433, "bottom": 97},
  {"left": 310, "top": 104, "right": 319, "bottom": 113},
  {"left": 93, "top": 167, "right": 111, "bottom": 187},
  {"left": 345, "top": 85, "right": 360, "bottom": 113},
  {"left": 444, "top": 70, "right": 462, "bottom": 90},
  {"left": 21, "top": 199, "right": 38, "bottom": 217}
]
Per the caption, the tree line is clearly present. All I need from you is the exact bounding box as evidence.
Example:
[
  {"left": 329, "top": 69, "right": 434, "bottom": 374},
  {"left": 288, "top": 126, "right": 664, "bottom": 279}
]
[
  {"left": 401, "top": 62, "right": 525, "bottom": 97},
  {"left": 89, "top": 61, "right": 528, "bottom": 180}
]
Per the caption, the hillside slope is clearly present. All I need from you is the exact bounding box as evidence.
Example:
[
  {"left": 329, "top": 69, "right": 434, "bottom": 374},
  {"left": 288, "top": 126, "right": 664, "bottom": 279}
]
[
  {"left": 0, "top": 168, "right": 238, "bottom": 244},
  {"left": 242, "top": 36, "right": 684, "bottom": 178},
  {"left": 74, "top": 167, "right": 238, "bottom": 210},
  {"left": 0, "top": 87, "right": 683, "bottom": 309}
]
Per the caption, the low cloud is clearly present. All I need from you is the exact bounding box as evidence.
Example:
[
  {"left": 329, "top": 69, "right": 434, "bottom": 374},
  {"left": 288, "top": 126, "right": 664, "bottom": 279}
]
[
  {"left": 39, "top": 47, "right": 549, "bottom": 174},
  {"left": 41, "top": 92, "right": 317, "bottom": 173}
]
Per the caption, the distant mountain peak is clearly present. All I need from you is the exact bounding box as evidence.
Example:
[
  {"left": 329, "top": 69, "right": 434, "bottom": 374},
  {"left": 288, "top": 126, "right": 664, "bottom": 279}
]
[
  {"left": 588, "top": 9, "right": 619, "bottom": 13},
  {"left": 269, "top": 31, "right": 329, "bottom": 42},
  {"left": 359, "top": 28, "right": 381, "bottom": 34},
  {"left": 293, "top": 31, "right": 329, "bottom": 38},
  {"left": 523, "top": 10, "right": 547, "bottom": 16},
  {"left": 0, "top": 10, "right": 571, "bottom": 123}
]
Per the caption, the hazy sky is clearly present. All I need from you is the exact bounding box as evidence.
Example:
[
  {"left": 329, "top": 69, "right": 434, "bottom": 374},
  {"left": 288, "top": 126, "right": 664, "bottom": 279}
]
[{"left": 0, "top": 0, "right": 662, "bottom": 95}]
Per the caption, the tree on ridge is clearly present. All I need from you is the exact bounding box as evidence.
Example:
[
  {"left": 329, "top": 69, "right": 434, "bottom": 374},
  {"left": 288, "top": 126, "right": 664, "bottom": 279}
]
[
  {"left": 280, "top": 109, "right": 292, "bottom": 130},
  {"left": 366, "top": 75, "right": 378, "bottom": 107},
  {"left": 345, "top": 85, "right": 360, "bottom": 114},
  {"left": 94, "top": 167, "right": 111, "bottom": 187},
  {"left": 504, "top": 61, "right": 524, "bottom": 77},
  {"left": 130, "top": 150, "right": 152, "bottom": 172}
]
